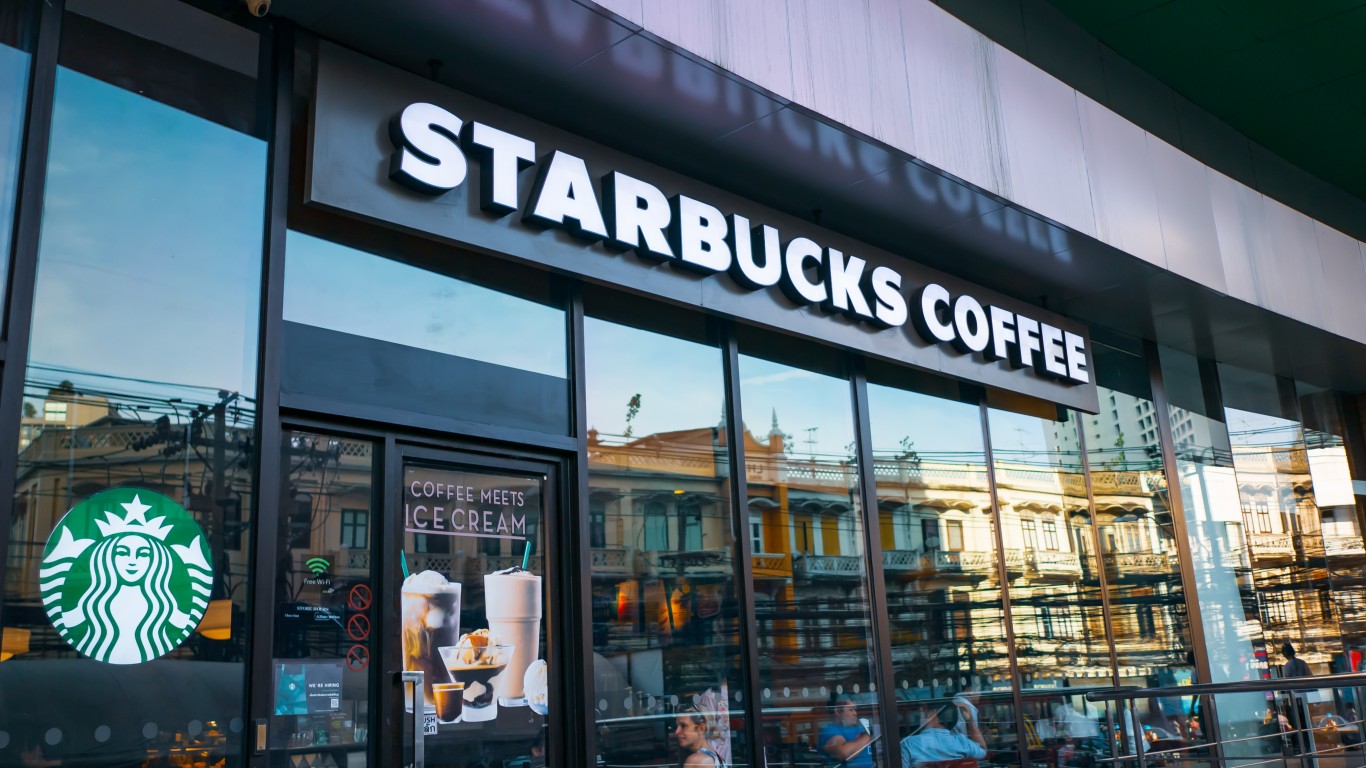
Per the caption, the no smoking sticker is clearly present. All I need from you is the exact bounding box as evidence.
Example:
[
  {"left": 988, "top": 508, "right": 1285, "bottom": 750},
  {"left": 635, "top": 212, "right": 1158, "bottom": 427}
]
[
  {"left": 348, "top": 584, "right": 372, "bottom": 611},
  {"left": 345, "top": 644, "right": 369, "bottom": 671}
]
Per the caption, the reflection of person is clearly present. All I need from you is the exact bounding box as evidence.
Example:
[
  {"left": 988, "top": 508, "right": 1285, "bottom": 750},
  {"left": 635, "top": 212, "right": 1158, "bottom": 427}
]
[
  {"left": 900, "top": 702, "right": 987, "bottom": 768},
  {"left": 69, "top": 533, "right": 191, "bottom": 664},
  {"left": 951, "top": 692, "right": 980, "bottom": 737},
  {"left": 675, "top": 703, "right": 727, "bottom": 767},
  {"left": 1282, "top": 643, "right": 1311, "bottom": 678},
  {"left": 819, "top": 695, "right": 874, "bottom": 768}
]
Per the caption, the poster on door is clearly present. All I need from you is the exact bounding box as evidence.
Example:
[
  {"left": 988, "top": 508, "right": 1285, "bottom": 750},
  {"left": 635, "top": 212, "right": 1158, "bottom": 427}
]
[{"left": 400, "top": 464, "right": 548, "bottom": 754}]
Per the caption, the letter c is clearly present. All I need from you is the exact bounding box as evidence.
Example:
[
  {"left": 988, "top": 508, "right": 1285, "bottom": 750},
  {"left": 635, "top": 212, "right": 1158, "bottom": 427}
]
[{"left": 911, "top": 284, "right": 956, "bottom": 344}]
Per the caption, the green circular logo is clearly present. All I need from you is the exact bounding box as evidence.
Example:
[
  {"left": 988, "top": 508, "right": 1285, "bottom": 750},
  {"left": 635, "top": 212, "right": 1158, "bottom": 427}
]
[{"left": 40, "top": 488, "right": 214, "bottom": 664}]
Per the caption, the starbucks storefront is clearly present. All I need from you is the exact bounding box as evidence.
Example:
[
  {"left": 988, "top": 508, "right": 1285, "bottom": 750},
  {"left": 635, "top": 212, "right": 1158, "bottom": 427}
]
[{"left": 4, "top": 3, "right": 1366, "bottom": 768}]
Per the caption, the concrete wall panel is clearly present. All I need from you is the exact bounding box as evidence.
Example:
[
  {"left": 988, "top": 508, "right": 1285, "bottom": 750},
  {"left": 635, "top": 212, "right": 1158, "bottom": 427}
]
[
  {"left": 1314, "top": 221, "right": 1366, "bottom": 339},
  {"left": 901, "top": 0, "right": 1008, "bottom": 196},
  {"left": 1076, "top": 96, "right": 1164, "bottom": 267},
  {"left": 1207, "top": 172, "right": 1260, "bottom": 306},
  {"left": 994, "top": 45, "right": 1095, "bottom": 237},
  {"left": 1148, "top": 136, "right": 1223, "bottom": 294}
]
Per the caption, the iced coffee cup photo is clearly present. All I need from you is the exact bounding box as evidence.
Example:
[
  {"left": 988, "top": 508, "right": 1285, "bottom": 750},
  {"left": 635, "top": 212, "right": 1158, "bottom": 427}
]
[
  {"left": 401, "top": 570, "right": 462, "bottom": 711},
  {"left": 484, "top": 566, "right": 542, "bottom": 707}
]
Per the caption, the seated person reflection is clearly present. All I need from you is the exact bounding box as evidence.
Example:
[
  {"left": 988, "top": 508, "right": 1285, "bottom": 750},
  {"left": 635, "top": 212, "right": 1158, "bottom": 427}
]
[
  {"left": 900, "top": 702, "right": 987, "bottom": 768},
  {"left": 819, "top": 695, "right": 874, "bottom": 768}
]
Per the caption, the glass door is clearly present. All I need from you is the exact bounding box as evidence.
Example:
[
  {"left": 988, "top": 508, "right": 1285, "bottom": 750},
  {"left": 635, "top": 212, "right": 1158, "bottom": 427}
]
[{"left": 387, "top": 446, "right": 554, "bottom": 768}]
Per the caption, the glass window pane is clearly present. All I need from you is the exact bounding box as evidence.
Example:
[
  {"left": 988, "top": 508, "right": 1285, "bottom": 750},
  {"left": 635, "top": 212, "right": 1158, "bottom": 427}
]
[
  {"left": 1158, "top": 346, "right": 1266, "bottom": 755},
  {"left": 282, "top": 231, "right": 569, "bottom": 433},
  {"left": 284, "top": 231, "right": 565, "bottom": 378},
  {"left": 270, "top": 432, "right": 375, "bottom": 760},
  {"left": 867, "top": 383, "right": 1013, "bottom": 768},
  {"left": 1, "top": 8, "right": 263, "bottom": 768},
  {"left": 585, "top": 316, "right": 748, "bottom": 768},
  {"left": 1085, "top": 344, "right": 1196, "bottom": 743},
  {"left": 738, "top": 353, "right": 884, "bottom": 768},
  {"left": 987, "top": 408, "right": 1109, "bottom": 763}
]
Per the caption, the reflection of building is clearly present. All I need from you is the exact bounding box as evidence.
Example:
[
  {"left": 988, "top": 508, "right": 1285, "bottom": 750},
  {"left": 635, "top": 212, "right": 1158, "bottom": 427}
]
[{"left": 9, "top": 386, "right": 253, "bottom": 658}]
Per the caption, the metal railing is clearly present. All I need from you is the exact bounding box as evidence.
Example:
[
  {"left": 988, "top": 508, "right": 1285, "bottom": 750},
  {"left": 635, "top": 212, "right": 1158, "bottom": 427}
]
[{"left": 1085, "top": 673, "right": 1366, "bottom": 768}]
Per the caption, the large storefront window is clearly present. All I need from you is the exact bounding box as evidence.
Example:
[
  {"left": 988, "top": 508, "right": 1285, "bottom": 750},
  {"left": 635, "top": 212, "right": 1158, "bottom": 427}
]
[
  {"left": 269, "top": 432, "right": 376, "bottom": 761},
  {"left": 987, "top": 407, "right": 1108, "bottom": 764},
  {"left": 0, "top": 5, "right": 264, "bottom": 767},
  {"left": 866, "top": 375, "right": 1014, "bottom": 768},
  {"left": 1157, "top": 346, "right": 1266, "bottom": 750},
  {"left": 1087, "top": 344, "right": 1195, "bottom": 739},
  {"left": 738, "top": 344, "right": 885, "bottom": 768},
  {"left": 584, "top": 306, "right": 748, "bottom": 768}
]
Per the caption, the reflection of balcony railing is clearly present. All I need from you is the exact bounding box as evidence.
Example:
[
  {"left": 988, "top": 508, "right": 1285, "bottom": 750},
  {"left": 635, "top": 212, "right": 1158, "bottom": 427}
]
[
  {"left": 883, "top": 549, "right": 921, "bottom": 573},
  {"left": 921, "top": 550, "right": 996, "bottom": 576},
  {"left": 751, "top": 552, "right": 791, "bottom": 578},
  {"left": 657, "top": 548, "right": 730, "bottom": 575},
  {"left": 1248, "top": 532, "right": 1295, "bottom": 560},
  {"left": 1109, "top": 551, "right": 1174, "bottom": 575},
  {"left": 793, "top": 554, "right": 862, "bottom": 578},
  {"left": 1027, "top": 550, "right": 1081, "bottom": 577},
  {"left": 1325, "top": 535, "right": 1366, "bottom": 558},
  {"left": 591, "top": 547, "right": 633, "bottom": 575}
]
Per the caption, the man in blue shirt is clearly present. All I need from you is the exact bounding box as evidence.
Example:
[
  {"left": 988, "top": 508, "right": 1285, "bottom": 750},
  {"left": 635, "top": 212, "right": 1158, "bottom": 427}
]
[
  {"left": 900, "top": 702, "right": 988, "bottom": 767},
  {"left": 818, "top": 695, "right": 874, "bottom": 768}
]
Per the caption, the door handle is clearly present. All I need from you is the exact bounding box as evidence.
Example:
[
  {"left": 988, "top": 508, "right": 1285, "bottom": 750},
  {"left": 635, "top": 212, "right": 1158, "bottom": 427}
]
[{"left": 400, "top": 670, "right": 425, "bottom": 768}]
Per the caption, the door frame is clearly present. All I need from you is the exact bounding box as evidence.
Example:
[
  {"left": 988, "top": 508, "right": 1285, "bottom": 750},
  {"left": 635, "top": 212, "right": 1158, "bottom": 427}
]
[{"left": 268, "top": 416, "right": 579, "bottom": 768}]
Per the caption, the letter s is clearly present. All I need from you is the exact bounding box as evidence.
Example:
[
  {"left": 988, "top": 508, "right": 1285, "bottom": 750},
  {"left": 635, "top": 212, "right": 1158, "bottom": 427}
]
[{"left": 389, "top": 102, "right": 468, "bottom": 194}]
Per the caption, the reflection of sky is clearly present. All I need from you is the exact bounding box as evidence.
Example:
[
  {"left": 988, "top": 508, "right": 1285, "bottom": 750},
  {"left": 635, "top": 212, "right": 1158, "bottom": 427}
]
[
  {"left": 0, "top": 44, "right": 27, "bottom": 307},
  {"left": 284, "top": 231, "right": 565, "bottom": 378},
  {"left": 988, "top": 408, "right": 1076, "bottom": 468},
  {"left": 1225, "top": 407, "right": 1301, "bottom": 448},
  {"left": 26, "top": 67, "right": 265, "bottom": 410},
  {"left": 737, "top": 354, "right": 854, "bottom": 457},
  {"left": 583, "top": 317, "right": 722, "bottom": 438},
  {"left": 866, "top": 383, "right": 983, "bottom": 459}
]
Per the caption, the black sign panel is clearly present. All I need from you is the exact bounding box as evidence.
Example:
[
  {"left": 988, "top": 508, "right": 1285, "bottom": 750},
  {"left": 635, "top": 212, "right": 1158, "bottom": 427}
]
[{"left": 307, "top": 43, "right": 1099, "bottom": 412}]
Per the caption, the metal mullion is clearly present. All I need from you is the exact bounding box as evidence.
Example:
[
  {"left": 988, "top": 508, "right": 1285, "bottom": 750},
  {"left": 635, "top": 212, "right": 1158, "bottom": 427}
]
[
  {"left": 0, "top": 0, "right": 61, "bottom": 622},
  {"left": 245, "top": 18, "right": 293, "bottom": 768},
  {"left": 851, "top": 359, "right": 901, "bottom": 761},
  {"left": 721, "top": 320, "right": 765, "bottom": 768},
  {"left": 565, "top": 281, "right": 595, "bottom": 768},
  {"left": 378, "top": 434, "right": 403, "bottom": 768},
  {"left": 980, "top": 399, "right": 1030, "bottom": 768},
  {"left": 1073, "top": 424, "right": 1121, "bottom": 685},
  {"left": 1145, "top": 339, "right": 1224, "bottom": 760}
]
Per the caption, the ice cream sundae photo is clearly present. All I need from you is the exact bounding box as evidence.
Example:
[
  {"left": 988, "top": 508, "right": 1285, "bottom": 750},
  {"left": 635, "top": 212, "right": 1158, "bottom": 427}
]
[{"left": 440, "top": 629, "right": 515, "bottom": 722}]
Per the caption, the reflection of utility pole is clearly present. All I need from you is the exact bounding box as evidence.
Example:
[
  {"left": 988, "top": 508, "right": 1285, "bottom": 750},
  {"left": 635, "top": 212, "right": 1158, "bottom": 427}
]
[{"left": 803, "top": 427, "right": 818, "bottom": 459}]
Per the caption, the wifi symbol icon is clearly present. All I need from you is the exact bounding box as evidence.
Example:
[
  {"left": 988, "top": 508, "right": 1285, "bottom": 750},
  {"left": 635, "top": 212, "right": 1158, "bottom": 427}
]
[{"left": 306, "top": 557, "right": 330, "bottom": 575}]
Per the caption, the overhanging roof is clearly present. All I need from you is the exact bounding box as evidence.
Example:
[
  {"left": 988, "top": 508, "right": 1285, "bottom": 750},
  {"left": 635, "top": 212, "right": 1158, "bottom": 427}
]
[{"left": 272, "top": 0, "right": 1366, "bottom": 393}]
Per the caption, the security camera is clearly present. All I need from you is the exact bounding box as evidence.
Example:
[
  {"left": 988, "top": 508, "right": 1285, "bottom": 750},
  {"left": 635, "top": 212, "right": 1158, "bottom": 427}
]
[{"left": 245, "top": 0, "right": 269, "bottom": 16}]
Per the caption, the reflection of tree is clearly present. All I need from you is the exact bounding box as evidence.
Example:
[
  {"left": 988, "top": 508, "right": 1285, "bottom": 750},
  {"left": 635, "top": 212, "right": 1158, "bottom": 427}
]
[{"left": 623, "top": 393, "right": 642, "bottom": 438}]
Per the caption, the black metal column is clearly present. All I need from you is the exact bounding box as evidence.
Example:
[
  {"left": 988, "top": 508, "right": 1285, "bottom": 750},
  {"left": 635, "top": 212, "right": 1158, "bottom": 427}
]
[
  {"left": 851, "top": 359, "right": 902, "bottom": 762},
  {"left": 0, "top": 0, "right": 61, "bottom": 621},
  {"left": 245, "top": 17, "right": 294, "bottom": 768},
  {"left": 979, "top": 400, "right": 1030, "bottom": 768},
  {"left": 720, "top": 321, "right": 767, "bottom": 768}
]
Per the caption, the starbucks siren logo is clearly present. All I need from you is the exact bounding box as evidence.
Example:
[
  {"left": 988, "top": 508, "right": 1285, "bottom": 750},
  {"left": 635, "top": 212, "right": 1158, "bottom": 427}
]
[{"left": 41, "top": 488, "right": 214, "bottom": 664}]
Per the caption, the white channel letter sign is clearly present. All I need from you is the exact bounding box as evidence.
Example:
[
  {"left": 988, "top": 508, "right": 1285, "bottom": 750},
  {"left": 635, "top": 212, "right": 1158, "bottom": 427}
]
[
  {"left": 41, "top": 488, "right": 214, "bottom": 664},
  {"left": 387, "top": 102, "right": 1090, "bottom": 386}
]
